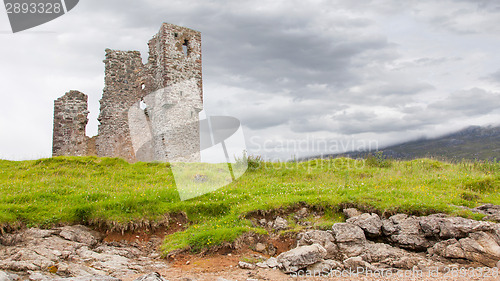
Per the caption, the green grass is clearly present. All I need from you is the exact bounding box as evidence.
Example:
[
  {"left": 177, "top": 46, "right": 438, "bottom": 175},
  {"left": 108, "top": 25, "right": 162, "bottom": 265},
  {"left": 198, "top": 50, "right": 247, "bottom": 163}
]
[{"left": 0, "top": 156, "right": 499, "bottom": 254}]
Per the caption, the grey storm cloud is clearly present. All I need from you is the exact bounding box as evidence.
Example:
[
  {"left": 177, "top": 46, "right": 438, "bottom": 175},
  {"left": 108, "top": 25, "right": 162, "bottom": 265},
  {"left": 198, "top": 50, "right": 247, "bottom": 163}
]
[
  {"left": 428, "top": 88, "right": 500, "bottom": 116},
  {"left": 484, "top": 70, "right": 500, "bottom": 84},
  {"left": 411, "top": 0, "right": 500, "bottom": 34}
]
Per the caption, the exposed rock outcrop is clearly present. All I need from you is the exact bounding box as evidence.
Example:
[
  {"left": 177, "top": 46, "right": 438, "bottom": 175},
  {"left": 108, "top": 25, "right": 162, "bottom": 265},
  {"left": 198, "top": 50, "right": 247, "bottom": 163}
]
[
  {"left": 264, "top": 207, "right": 500, "bottom": 275},
  {"left": 0, "top": 225, "right": 167, "bottom": 281},
  {"left": 276, "top": 244, "right": 327, "bottom": 273}
]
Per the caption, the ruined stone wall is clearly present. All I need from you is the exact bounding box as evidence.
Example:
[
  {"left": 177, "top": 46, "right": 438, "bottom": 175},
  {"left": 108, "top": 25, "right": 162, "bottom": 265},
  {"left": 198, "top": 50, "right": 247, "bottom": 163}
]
[
  {"left": 53, "top": 23, "right": 203, "bottom": 162},
  {"left": 52, "top": 91, "right": 89, "bottom": 156},
  {"left": 142, "top": 23, "right": 203, "bottom": 162},
  {"left": 147, "top": 23, "right": 203, "bottom": 101},
  {"left": 98, "top": 23, "right": 203, "bottom": 162},
  {"left": 95, "top": 49, "right": 146, "bottom": 162}
]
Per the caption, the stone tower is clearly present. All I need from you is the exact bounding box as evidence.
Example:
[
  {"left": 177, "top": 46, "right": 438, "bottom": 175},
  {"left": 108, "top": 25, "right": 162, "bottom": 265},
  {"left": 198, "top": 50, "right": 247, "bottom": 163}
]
[
  {"left": 139, "top": 23, "right": 203, "bottom": 162},
  {"left": 95, "top": 50, "right": 145, "bottom": 162},
  {"left": 52, "top": 23, "right": 203, "bottom": 162},
  {"left": 52, "top": 90, "right": 89, "bottom": 156}
]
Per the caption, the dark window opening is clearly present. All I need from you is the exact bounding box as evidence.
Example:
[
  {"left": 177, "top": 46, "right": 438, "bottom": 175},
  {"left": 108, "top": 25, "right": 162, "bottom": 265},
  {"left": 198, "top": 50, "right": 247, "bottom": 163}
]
[
  {"left": 174, "top": 32, "right": 178, "bottom": 38},
  {"left": 182, "top": 40, "right": 189, "bottom": 57}
]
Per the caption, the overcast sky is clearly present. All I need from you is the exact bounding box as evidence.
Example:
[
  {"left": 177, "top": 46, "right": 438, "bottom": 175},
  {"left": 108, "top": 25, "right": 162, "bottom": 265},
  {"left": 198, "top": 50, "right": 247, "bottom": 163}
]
[{"left": 1, "top": 0, "right": 499, "bottom": 160}]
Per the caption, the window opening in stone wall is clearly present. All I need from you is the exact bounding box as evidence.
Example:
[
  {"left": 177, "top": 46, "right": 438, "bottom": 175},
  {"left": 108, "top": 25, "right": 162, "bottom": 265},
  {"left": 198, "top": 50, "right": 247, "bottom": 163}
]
[{"left": 182, "top": 40, "right": 189, "bottom": 57}]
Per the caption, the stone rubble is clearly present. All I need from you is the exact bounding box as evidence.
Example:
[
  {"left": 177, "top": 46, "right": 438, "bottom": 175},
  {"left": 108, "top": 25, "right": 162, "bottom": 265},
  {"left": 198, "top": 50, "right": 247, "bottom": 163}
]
[
  {"left": 276, "top": 243, "right": 327, "bottom": 273},
  {"left": 0, "top": 225, "right": 167, "bottom": 281},
  {"left": 255, "top": 206, "right": 500, "bottom": 275},
  {"left": 3, "top": 206, "right": 500, "bottom": 279},
  {"left": 271, "top": 216, "right": 289, "bottom": 231}
]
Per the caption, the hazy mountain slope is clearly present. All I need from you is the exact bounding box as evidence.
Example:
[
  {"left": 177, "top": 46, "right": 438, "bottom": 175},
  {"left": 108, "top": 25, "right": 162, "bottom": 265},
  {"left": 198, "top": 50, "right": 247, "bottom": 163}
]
[{"left": 327, "top": 125, "right": 500, "bottom": 161}]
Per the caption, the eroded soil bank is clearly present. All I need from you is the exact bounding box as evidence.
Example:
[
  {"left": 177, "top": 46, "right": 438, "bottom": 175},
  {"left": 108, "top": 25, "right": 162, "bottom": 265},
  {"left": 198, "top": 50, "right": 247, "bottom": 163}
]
[{"left": 2, "top": 205, "right": 500, "bottom": 280}]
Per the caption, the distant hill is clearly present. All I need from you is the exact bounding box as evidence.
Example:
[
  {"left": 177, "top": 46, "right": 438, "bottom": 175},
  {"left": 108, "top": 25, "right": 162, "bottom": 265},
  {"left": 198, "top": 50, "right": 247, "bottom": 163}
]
[{"left": 322, "top": 125, "right": 500, "bottom": 161}]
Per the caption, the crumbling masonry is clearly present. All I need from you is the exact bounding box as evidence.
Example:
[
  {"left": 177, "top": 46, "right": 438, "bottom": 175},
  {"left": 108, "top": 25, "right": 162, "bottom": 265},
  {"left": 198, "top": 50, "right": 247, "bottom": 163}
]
[{"left": 52, "top": 23, "right": 203, "bottom": 162}]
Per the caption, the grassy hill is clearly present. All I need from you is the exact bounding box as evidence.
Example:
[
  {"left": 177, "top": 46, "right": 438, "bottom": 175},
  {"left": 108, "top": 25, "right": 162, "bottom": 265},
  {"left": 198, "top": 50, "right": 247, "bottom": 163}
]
[
  {"left": 327, "top": 125, "right": 500, "bottom": 161},
  {"left": 0, "top": 156, "right": 499, "bottom": 254}
]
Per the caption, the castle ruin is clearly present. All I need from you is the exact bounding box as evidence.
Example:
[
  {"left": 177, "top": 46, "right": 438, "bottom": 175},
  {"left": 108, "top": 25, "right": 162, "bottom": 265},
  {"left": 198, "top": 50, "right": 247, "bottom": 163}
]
[{"left": 52, "top": 23, "right": 203, "bottom": 162}]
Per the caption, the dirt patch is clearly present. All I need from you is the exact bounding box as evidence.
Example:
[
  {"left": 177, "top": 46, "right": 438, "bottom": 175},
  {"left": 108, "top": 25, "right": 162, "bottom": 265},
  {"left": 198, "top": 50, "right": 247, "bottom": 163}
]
[
  {"left": 270, "top": 235, "right": 296, "bottom": 255},
  {"left": 244, "top": 203, "right": 326, "bottom": 221},
  {"left": 103, "top": 221, "right": 187, "bottom": 244}
]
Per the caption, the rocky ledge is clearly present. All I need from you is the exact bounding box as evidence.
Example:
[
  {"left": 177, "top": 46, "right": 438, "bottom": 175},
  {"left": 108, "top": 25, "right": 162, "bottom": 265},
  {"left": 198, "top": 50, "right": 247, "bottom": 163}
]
[
  {"left": 2, "top": 205, "right": 500, "bottom": 280},
  {"left": 245, "top": 206, "right": 500, "bottom": 276},
  {"left": 0, "top": 225, "right": 167, "bottom": 281}
]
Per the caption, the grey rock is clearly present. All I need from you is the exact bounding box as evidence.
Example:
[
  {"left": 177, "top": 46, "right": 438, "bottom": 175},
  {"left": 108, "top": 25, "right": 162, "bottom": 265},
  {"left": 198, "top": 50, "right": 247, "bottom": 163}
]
[
  {"left": 254, "top": 242, "right": 266, "bottom": 253},
  {"left": 58, "top": 225, "right": 100, "bottom": 246},
  {"left": 331, "top": 223, "right": 366, "bottom": 259},
  {"left": 473, "top": 204, "right": 500, "bottom": 222},
  {"left": 307, "top": 259, "right": 342, "bottom": 274},
  {"left": 331, "top": 223, "right": 366, "bottom": 243},
  {"left": 459, "top": 231, "right": 500, "bottom": 267},
  {"left": 381, "top": 219, "right": 397, "bottom": 235},
  {"left": 255, "top": 262, "right": 268, "bottom": 268},
  {"left": 25, "top": 228, "right": 59, "bottom": 239},
  {"left": 346, "top": 213, "right": 383, "bottom": 237},
  {"left": 363, "top": 241, "right": 405, "bottom": 262},
  {"left": 419, "top": 214, "right": 493, "bottom": 240},
  {"left": 390, "top": 234, "right": 431, "bottom": 251},
  {"left": 53, "top": 276, "right": 121, "bottom": 281},
  {"left": 294, "top": 208, "right": 309, "bottom": 220},
  {"left": 343, "top": 208, "right": 362, "bottom": 219},
  {"left": 133, "top": 272, "right": 167, "bottom": 281},
  {"left": 56, "top": 262, "right": 108, "bottom": 277},
  {"left": 238, "top": 261, "right": 255, "bottom": 270},
  {"left": 342, "top": 256, "right": 377, "bottom": 271},
  {"left": 389, "top": 256, "right": 424, "bottom": 270},
  {"left": 276, "top": 244, "right": 327, "bottom": 273},
  {"left": 0, "top": 271, "right": 18, "bottom": 281},
  {"left": 272, "top": 216, "right": 289, "bottom": 231},
  {"left": 429, "top": 231, "right": 500, "bottom": 267},
  {"left": 94, "top": 245, "right": 142, "bottom": 259},
  {"left": 383, "top": 215, "right": 431, "bottom": 250},
  {"left": 0, "top": 260, "right": 39, "bottom": 272},
  {"left": 0, "top": 272, "right": 10, "bottom": 281},
  {"left": 28, "top": 271, "right": 53, "bottom": 281},
  {"left": 265, "top": 257, "right": 280, "bottom": 268},
  {"left": 429, "top": 239, "right": 466, "bottom": 259},
  {"left": 1, "top": 229, "right": 58, "bottom": 246},
  {"left": 363, "top": 241, "right": 431, "bottom": 270},
  {"left": 297, "top": 230, "right": 338, "bottom": 259},
  {"left": 0, "top": 225, "right": 165, "bottom": 280}
]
